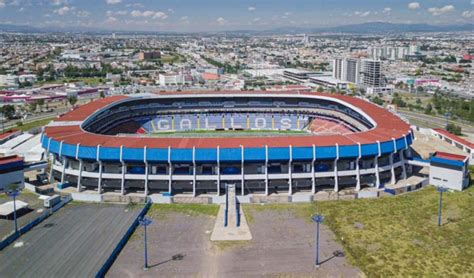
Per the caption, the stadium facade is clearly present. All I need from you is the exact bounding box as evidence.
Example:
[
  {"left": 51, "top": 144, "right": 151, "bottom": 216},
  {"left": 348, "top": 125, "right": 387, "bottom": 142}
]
[{"left": 41, "top": 91, "right": 414, "bottom": 196}]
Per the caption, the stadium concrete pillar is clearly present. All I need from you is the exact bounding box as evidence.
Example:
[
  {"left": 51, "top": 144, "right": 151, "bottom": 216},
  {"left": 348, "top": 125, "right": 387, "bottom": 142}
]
[
  {"left": 49, "top": 139, "right": 61, "bottom": 183},
  {"left": 217, "top": 146, "right": 220, "bottom": 196},
  {"left": 49, "top": 155, "right": 56, "bottom": 183},
  {"left": 98, "top": 161, "right": 103, "bottom": 194},
  {"left": 61, "top": 157, "right": 67, "bottom": 184},
  {"left": 265, "top": 145, "right": 269, "bottom": 196},
  {"left": 168, "top": 146, "right": 172, "bottom": 194},
  {"left": 59, "top": 140, "right": 66, "bottom": 184},
  {"left": 334, "top": 144, "right": 339, "bottom": 192},
  {"left": 390, "top": 138, "right": 397, "bottom": 185},
  {"left": 400, "top": 150, "right": 407, "bottom": 179},
  {"left": 77, "top": 159, "right": 83, "bottom": 192},
  {"left": 375, "top": 141, "right": 381, "bottom": 188},
  {"left": 144, "top": 146, "right": 148, "bottom": 196},
  {"left": 311, "top": 144, "right": 316, "bottom": 194},
  {"left": 120, "top": 145, "right": 125, "bottom": 196},
  {"left": 76, "top": 143, "right": 82, "bottom": 192},
  {"left": 96, "top": 145, "right": 102, "bottom": 193},
  {"left": 389, "top": 153, "right": 396, "bottom": 185},
  {"left": 356, "top": 143, "right": 361, "bottom": 191},
  {"left": 288, "top": 145, "right": 293, "bottom": 196},
  {"left": 241, "top": 145, "right": 245, "bottom": 196},
  {"left": 192, "top": 146, "right": 196, "bottom": 197}
]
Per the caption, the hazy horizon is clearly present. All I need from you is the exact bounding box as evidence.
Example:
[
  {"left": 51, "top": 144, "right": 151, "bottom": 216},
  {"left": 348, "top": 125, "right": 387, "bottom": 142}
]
[{"left": 0, "top": 0, "right": 472, "bottom": 32}]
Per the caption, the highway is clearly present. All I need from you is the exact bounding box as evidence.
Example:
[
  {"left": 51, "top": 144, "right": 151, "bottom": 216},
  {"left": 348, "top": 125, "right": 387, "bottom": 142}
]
[{"left": 399, "top": 109, "right": 474, "bottom": 135}]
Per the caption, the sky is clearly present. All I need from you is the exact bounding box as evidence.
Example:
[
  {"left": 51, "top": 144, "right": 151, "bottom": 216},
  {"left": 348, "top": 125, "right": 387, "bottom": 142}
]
[{"left": 0, "top": 0, "right": 472, "bottom": 32}]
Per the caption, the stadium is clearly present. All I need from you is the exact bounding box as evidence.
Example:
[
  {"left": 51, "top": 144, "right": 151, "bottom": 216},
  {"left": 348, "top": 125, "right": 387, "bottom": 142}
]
[{"left": 41, "top": 91, "right": 414, "bottom": 197}]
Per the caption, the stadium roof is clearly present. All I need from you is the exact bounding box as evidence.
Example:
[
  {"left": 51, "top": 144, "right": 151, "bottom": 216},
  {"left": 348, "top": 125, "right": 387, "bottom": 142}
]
[{"left": 43, "top": 91, "right": 411, "bottom": 149}]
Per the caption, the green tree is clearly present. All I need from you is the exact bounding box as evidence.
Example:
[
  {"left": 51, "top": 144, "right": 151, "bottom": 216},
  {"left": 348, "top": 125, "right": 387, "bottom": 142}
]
[
  {"left": 67, "top": 96, "right": 78, "bottom": 106},
  {"left": 1, "top": 105, "right": 16, "bottom": 119}
]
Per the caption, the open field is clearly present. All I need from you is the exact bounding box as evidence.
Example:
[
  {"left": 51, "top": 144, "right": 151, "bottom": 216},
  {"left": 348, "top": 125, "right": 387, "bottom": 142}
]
[
  {"left": 110, "top": 203, "right": 359, "bottom": 277},
  {"left": 243, "top": 184, "right": 474, "bottom": 277}
]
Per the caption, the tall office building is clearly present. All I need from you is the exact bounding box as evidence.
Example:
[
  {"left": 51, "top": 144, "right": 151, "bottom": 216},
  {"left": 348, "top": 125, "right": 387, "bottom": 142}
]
[
  {"left": 332, "top": 58, "right": 343, "bottom": 80},
  {"left": 332, "top": 58, "right": 360, "bottom": 84},
  {"left": 360, "top": 59, "right": 384, "bottom": 87}
]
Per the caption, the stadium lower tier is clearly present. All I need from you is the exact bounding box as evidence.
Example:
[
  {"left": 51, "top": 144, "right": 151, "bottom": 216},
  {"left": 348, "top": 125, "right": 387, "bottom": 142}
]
[{"left": 48, "top": 148, "right": 412, "bottom": 195}]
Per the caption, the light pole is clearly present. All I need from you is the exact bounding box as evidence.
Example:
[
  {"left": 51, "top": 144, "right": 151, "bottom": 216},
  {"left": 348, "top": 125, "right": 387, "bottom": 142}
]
[
  {"left": 5, "top": 187, "right": 21, "bottom": 235},
  {"left": 139, "top": 217, "right": 152, "bottom": 270},
  {"left": 312, "top": 214, "right": 324, "bottom": 268},
  {"left": 437, "top": 187, "right": 448, "bottom": 226},
  {"left": 444, "top": 112, "right": 451, "bottom": 129}
]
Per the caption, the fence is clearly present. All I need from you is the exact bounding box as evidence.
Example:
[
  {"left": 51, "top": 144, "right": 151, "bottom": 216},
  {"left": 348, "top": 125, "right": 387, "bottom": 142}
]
[
  {"left": 96, "top": 199, "right": 152, "bottom": 278},
  {"left": 0, "top": 194, "right": 72, "bottom": 251}
]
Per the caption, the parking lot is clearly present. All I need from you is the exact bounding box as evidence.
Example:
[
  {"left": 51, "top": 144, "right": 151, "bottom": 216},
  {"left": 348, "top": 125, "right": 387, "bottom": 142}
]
[
  {"left": 108, "top": 204, "right": 360, "bottom": 277},
  {"left": 0, "top": 203, "right": 141, "bottom": 278}
]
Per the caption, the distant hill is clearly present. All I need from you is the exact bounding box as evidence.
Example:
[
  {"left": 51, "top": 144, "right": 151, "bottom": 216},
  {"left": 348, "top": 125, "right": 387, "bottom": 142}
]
[
  {"left": 269, "top": 22, "right": 474, "bottom": 34},
  {"left": 0, "top": 21, "right": 472, "bottom": 34}
]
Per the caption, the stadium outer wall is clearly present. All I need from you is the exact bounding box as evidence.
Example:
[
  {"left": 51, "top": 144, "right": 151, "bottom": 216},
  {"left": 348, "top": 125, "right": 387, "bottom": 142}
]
[{"left": 41, "top": 91, "right": 414, "bottom": 198}]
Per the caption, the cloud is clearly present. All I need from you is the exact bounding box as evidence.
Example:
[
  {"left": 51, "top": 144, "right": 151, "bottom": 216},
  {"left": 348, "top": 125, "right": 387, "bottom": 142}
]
[
  {"left": 0, "top": 0, "right": 5, "bottom": 8},
  {"left": 427, "top": 5, "right": 455, "bottom": 16},
  {"left": 179, "top": 16, "right": 190, "bottom": 24},
  {"left": 125, "top": 3, "right": 143, "bottom": 8},
  {"left": 248, "top": 6, "right": 256, "bottom": 12},
  {"left": 383, "top": 7, "right": 392, "bottom": 14},
  {"left": 76, "top": 10, "right": 90, "bottom": 18},
  {"left": 54, "top": 6, "right": 72, "bottom": 16},
  {"left": 105, "top": 16, "right": 117, "bottom": 23},
  {"left": 107, "top": 10, "right": 127, "bottom": 16},
  {"left": 105, "top": 0, "right": 121, "bottom": 4},
  {"left": 408, "top": 2, "right": 420, "bottom": 10},
  {"left": 131, "top": 10, "right": 168, "bottom": 20},
  {"left": 216, "top": 17, "right": 227, "bottom": 25},
  {"left": 462, "top": 10, "right": 474, "bottom": 18},
  {"left": 354, "top": 11, "right": 371, "bottom": 17},
  {"left": 50, "top": 0, "right": 68, "bottom": 5}
]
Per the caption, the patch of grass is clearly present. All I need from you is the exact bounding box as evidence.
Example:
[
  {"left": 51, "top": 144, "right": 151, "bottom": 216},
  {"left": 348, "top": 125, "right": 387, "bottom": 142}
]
[
  {"left": 148, "top": 203, "right": 219, "bottom": 219},
  {"left": 11, "top": 117, "right": 55, "bottom": 132}
]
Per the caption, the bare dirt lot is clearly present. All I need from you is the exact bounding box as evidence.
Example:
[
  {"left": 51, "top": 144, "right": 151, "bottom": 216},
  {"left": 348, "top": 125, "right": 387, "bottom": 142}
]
[{"left": 108, "top": 204, "right": 360, "bottom": 277}]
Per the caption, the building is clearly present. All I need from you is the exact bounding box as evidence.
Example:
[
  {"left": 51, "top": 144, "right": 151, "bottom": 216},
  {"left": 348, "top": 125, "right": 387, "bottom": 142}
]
[
  {"left": 138, "top": 51, "right": 161, "bottom": 61},
  {"left": 283, "top": 69, "right": 322, "bottom": 83},
  {"left": 332, "top": 58, "right": 360, "bottom": 84},
  {"left": 158, "top": 73, "right": 185, "bottom": 86},
  {"left": 42, "top": 91, "right": 414, "bottom": 200},
  {"left": 0, "top": 156, "right": 24, "bottom": 192},
  {"left": 309, "top": 76, "right": 349, "bottom": 89},
  {"left": 360, "top": 59, "right": 384, "bottom": 87},
  {"left": 0, "top": 75, "right": 19, "bottom": 87},
  {"left": 429, "top": 152, "right": 470, "bottom": 191},
  {"left": 432, "top": 128, "right": 473, "bottom": 164}
]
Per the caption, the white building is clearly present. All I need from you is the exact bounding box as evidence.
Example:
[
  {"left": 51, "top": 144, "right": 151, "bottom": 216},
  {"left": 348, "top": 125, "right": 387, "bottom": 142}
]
[
  {"left": 429, "top": 152, "right": 470, "bottom": 191},
  {"left": 0, "top": 74, "right": 19, "bottom": 87},
  {"left": 159, "top": 73, "right": 185, "bottom": 86},
  {"left": 332, "top": 58, "right": 360, "bottom": 84}
]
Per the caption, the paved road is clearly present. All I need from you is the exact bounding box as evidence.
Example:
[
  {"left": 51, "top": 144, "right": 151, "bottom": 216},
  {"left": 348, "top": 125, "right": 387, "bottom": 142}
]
[
  {"left": 0, "top": 203, "right": 140, "bottom": 278},
  {"left": 399, "top": 110, "right": 474, "bottom": 134}
]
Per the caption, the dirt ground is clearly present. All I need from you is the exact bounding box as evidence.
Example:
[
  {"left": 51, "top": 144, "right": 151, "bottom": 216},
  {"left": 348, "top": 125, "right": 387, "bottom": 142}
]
[{"left": 108, "top": 207, "right": 361, "bottom": 277}]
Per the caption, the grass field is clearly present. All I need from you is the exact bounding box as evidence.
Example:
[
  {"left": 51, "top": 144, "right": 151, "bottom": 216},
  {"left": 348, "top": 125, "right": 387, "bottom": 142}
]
[
  {"left": 12, "top": 117, "right": 55, "bottom": 132},
  {"left": 244, "top": 185, "right": 474, "bottom": 277},
  {"left": 147, "top": 203, "right": 219, "bottom": 219}
]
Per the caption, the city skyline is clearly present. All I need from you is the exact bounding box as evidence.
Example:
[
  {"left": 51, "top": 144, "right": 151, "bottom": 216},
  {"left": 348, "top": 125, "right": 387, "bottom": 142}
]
[{"left": 0, "top": 0, "right": 472, "bottom": 32}]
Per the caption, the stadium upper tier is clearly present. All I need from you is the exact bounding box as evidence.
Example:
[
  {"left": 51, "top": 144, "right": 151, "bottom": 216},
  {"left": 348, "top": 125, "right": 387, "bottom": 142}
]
[{"left": 42, "top": 91, "right": 413, "bottom": 162}]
